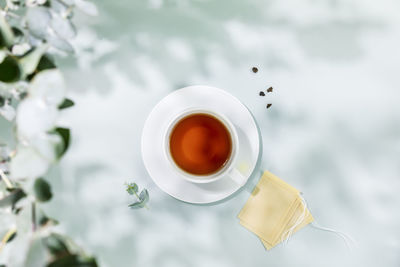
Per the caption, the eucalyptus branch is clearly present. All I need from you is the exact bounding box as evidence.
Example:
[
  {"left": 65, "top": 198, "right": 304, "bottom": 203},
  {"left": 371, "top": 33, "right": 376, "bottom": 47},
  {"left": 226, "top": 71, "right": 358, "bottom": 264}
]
[
  {"left": 0, "top": 0, "right": 99, "bottom": 265},
  {"left": 126, "top": 182, "right": 150, "bottom": 210},
  {"left": 31, "top": 202, "right": 37, "bottom": 231}
]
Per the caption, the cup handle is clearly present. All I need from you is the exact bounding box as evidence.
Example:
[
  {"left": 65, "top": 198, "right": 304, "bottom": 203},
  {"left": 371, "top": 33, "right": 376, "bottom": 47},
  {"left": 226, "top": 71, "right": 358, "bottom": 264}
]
[{"left": 228, "top": 168, "right": 247, "bottom": 186}]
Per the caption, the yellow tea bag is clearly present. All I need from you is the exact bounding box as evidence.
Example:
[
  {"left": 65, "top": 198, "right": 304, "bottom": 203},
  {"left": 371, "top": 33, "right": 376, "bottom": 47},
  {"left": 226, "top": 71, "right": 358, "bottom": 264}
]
[
  {"left": 238, "top": 171, "right": 313, "bottom": 250},
  {"left": 260, "top": 196, "right": 314, "bottom": 249}
]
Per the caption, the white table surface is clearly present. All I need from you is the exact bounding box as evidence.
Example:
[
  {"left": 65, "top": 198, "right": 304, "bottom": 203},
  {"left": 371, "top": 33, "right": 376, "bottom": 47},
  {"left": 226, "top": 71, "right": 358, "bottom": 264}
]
[{"left": 42, "top": 1, "right": 400, "bottom": 266}]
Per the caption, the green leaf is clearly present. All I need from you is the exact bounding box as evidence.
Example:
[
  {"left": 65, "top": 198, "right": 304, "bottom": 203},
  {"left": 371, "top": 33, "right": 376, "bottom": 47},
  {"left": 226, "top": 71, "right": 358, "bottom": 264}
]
[
  {"left": 7, "top": 231, "right": 17, "bottom": 243},
  {"left": 11, "top": 27, "right": 24, "bottom": 44},
  {"left": 0, "top": 55, "right": 22, "bottom": 83},
  {"left": 128, "top": 189, "right": 149, "bottom": 209},
  {"left": 0, "top": 188, "right": 26, "bottom": 208},
  {"left": 39, "top": 213, "right": 59, "bottom": 227},
  {"left": 27, "top": 54, "right": 57, "bottom": 81},
  {"left": 0, "top": 13, "right": 14, "bottom": 48},
  {"left": 34, "top": 177, "right": 52, "bottom": 202},
  {"left": 0, "top": 49, "right": 6, "bottom": 62},
  {"left": 12, "top": 206, "right": 23, "bottom": 214},
  {"left": 44, "top": 233, "right": 70, "bottom": 257},
  {"left": 128, "top": 201, "right": 146, "bottom": 209},
  {"left": 47, "top": 255, "right": 98, "bottom": 267},
  {"left": 19, "top": 44, "right": 49, "bottom": 77},
  {"left": 37, "top": 54, "right": 56, "bottom": 70},
  {"left": 126, "top": 183, "right": 138, "bottom": 195},
  {"left": 58, "top": 98, "right": 74, "bottom": 109},
  {"left": 12, "top": 27, "right": 24, "bottom": 38},
  {"left": 139, "top": 189, "right": 149, "bottom": 203},
  {"left": 25, "top": 236, "right": 47, "bottom": 267},
  {"left": 54, "top": 127, "right": 70, "bottom": 158},
  {"left": 0, "top": 96, "right": 4, "bottom": 107}
]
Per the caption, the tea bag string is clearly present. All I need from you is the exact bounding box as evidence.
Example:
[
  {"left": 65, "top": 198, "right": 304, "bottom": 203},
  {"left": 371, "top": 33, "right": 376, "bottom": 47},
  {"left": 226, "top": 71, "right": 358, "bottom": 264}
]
[
  {"left": 280, "top": 194, "right": 307, "bottom": 245},
  {"left": 281, "top": 193, "right": 357, "bottom": 251}
]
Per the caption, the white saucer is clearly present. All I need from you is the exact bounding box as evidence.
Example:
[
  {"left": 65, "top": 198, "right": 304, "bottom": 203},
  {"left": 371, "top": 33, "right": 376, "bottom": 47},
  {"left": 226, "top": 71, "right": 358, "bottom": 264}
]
[{"left": 141, "top": 86, "right": 260, "bottom": 204}]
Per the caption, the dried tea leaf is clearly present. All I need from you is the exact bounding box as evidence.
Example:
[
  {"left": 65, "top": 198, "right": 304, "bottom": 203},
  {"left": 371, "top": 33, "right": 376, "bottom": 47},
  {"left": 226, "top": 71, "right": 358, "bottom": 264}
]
[
  {"left": 266, "top": 104, "right": 272, "bottom": 109},
  {"left": 267, "top": 87, "right": 273, "bottom": 93},
  {"left": 259, "top": 91, "right": 265, "bottom": 96},
  {"left": 252, "top": 67, "right": 258, "bottom": 73}
]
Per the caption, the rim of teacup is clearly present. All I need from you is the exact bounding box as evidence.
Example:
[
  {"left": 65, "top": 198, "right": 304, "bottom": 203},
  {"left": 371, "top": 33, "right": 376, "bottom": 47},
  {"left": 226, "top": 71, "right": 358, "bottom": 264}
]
[{"left": 163, "top": 107, "right": 239, "bottom": 184}]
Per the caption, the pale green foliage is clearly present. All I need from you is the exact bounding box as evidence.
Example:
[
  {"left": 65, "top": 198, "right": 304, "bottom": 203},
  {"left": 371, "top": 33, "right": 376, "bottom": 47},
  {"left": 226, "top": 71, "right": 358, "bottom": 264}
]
[
  {"left": 0, "top": 0, "right": 98, "bottom": 266},
  {"left": 126, "top": 182, "right": 150, "bottom": 209}
]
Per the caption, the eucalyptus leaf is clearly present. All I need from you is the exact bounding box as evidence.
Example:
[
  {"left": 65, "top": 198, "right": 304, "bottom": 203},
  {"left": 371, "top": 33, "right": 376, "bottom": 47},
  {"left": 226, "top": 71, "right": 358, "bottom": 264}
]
[
  {"left": 51, "top": 14, "right": 76, "bottom": 39},
  {"left": 29, "top": 133, "right": 61, "bottom": 162},
  {"left": 54, "top": 127, "right": 70, "bottom": 158},
  {"left": 0, "top": 101, "right": 16, "bottom": 121},
  {"left": 126, "top": 183, "right": 138, "bottom": 195},
  {"left": 24, "top": 236, "right": 47, "bottom": 267},
  {"left": 74, "top": 0, "right": 98, "bottom": 16},
  {"left": 34, "top": 177, "right": 52, "bottom": 202},
  {"left": 44, "top": 233, "right": 70, "bottom": 257},
  {"left": 29, "top": 69, "right": 65, "bottom": 105},
  {"left": 0, "top": 50, "right": 5, "bottom": 62},
  {"left": 139, "top": 189, "right": 149, "bottom": 203},
  {"left": 26, "top": 7, "right": 51, "bottom": 39},
  {"left": 128, "top": 200, "right": 146, "bottom": 209},
  {"left": 128, "top": 189, "right": 149, "bottom": 209},
  {"left": 0, "top": 12, "right": 15, "bottom": 47},
  {"left": 19, "top": 44, "right": 49, "bottom": 77},
  {"left": 47, "top": 35, "right": 74, "bottom": 53},
  {"left": 12, "top": 27, "right": 24, "bottom": 39},
  {"left": 0, "top": 188, "right": 27, "bottom": 208},
  {"left": 47, "top": 254, "right": 98, "bottom": 267},
  {"left": 7, "top": 231, "right": 17, "bottom": 243},
  {"left": 12, "top": 43, "right": 31, "bottom": 56},
  {"left": 27, "top": 54, "right": 57, "bottom": 80},
  {"left": 10, "top": 144, "right": 51, "bottom": 179},
  {"left": 51, "top": 0, "right": 69, "bottom": 15},
  {"left": 0, "top": 55, "right": 22, "bottom": 83},
  {"left": 37, "top": 54, "right": 56, "bottom": 70},
  {"left": 58, "top": 98, "right": 74, "bottom": 109},
  {"left": 16, "top": 97, "right": 59, "bottom": 140},
  {"left": 28, "top": 33, "right": 43, "bottom": 47}
]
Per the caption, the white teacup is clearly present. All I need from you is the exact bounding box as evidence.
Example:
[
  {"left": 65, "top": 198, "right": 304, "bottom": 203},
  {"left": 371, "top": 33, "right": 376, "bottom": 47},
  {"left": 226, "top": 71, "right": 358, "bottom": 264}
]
[{"left": 164, "top": 108, "right": 247, "bottom": 185}]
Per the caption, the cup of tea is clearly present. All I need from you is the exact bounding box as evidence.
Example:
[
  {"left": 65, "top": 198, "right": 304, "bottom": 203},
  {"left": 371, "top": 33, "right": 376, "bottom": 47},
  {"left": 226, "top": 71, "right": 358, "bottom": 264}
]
[{"left": 164, "top": 108, "right": 247, "bottom": 185}]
